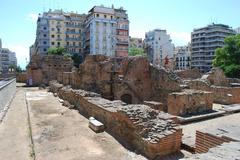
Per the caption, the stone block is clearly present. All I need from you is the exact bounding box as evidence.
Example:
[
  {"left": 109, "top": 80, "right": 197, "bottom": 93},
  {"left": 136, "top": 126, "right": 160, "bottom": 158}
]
[
  {"left": 144, "top": 101, "right": 164, "bottom": 111},
  {"left": 89, "top": 117, "right": 104, "bottom": 133}
]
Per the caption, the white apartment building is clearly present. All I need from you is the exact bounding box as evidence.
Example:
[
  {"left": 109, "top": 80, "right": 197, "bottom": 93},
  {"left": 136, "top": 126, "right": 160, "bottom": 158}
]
[
  {"left": 144, "top": 29, "right": 174, "bottom": 67},
  {"left": 174, "top": 45, "right": 191, "bottom": 70}
]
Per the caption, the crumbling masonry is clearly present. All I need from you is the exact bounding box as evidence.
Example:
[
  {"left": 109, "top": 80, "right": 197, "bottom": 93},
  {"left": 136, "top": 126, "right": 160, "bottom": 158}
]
[{"left": 26, "top": 54, "right": 240, "bottom": 158}]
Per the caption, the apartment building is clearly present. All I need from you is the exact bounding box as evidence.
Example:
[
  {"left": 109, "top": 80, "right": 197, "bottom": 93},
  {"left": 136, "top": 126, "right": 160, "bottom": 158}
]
[
  {"left": 174, "top": 45, "right": 191, "bottom": 70},
  {"left": 191, "top": 23, "right": 236, "bottom": 73},
  {"left": 235, "top": 27, "right": 240, "bottom": 34},
  {"left": 84, "top": 5, "right": 129, "bottom": 57},
  {"left": 144, "top": 29, "right": 174, "bottom": 67},
  {"left": 0, "top": 39, "right": 17, "bottom": 73},
  {"left": 31, "top": 9, "right": 86, "bottom": 59}
]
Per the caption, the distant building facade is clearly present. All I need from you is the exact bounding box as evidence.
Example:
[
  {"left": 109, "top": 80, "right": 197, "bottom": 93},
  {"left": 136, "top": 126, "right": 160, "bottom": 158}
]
[
  {"left": 31, "top": 6, "right": 129, "bottom": 60},
  {"left": 235, "top": 27, "right": 240, "bottom": 34},
  {"left": 129, "top": 37, "right": 143, "bottom": 49},
  {"left": 31, "top": 9, "right": 86, "bottom": 61},
  {"left": 174, "top": 45, "right": 191, "bottom": 70},
  {"left": 144, "top": 29, "right": 174, "bottom": 68},
  {"left": 0, "top": 39, "right": 17, "bottom": 73},
  {"left": 84, "top": 6, "right": 129, "bottom": 57},
  {"left": 191, "top": 23, "right": 236, "bottom": 73}
]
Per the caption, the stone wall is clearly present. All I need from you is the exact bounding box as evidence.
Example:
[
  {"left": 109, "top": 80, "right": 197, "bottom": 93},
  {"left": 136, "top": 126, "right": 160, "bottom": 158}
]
[
  {"left": 16, "top": 72, "right": 27, "bottom": 83},
  {"left": 27, "top": 55, "right": 73, "bottom": 86},
  {"left": 201, "top": 68, "right": 229, "bottom": 86},
  {"left": 67, "top": 55, "right": 182, "bottom": 107},
  {"left": 175, "top": 68, "right": 202, "bottom": 80},
  {"left": 187, "top": 80, "right": 240, "bottom": 105},
  {"left": 49, "top": 81, "right": 182, "bottom": 159},
  {"left": 167, "top": 89, "right": 213, "bottom": 116}
]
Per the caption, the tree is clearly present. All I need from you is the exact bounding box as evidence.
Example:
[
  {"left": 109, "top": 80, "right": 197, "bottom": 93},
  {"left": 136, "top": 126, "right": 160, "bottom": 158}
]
[
  {"left": 47, "top": 47, "right": 67, "bottom": 55},
  {"left": 15, "top": 65, "right": 22, "bottom": 73},
  {"left": 213, "top": 34, "right": 240, "bottom": 78},
  {"left": 129, "top": 47, "right": 146, "bottom": 56},
  {"left": 71, "top": 53, "right": 83, "bottom": 68}
]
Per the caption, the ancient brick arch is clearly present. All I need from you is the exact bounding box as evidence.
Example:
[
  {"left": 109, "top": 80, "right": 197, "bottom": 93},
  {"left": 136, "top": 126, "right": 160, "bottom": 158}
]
[{"left": 121, "top": 94, "right": 132, "bottom": 104}]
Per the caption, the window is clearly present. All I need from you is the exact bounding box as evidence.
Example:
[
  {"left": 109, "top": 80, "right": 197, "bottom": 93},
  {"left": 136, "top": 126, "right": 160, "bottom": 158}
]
[
  {"left": 67, "top": 42, "right": 69, "bottom": 46},
  {"left": 51, "top": 35, "right": 55, "bottom": 38},
  {"left": 43, "top": 27, "right": 47, "bottom": 30},
  {"left": 73, "top": 42, "right": 75, "bottom": 46},
  {"left": 57, "top": 42, "right": 60, "bottom": 46},
  {"left": 43, "top": 34, "right": 47, "bottom": 37},
  {"left": 51, "top": 28, "right": 54, "bottom": 31},
  {"left": 43, "top": 41, "right": 47, "bottom": 44},
  {"left": 96, "top": 14, "right": 99, "bottom": 17},
  {"left": 57, "top": 35, "right": 60, "bottom": 38},
  {"left": 51, "top": 42, "right": 55, "bottom": 45},
  {"left": 43, "top": 48, "right": 47, "bottom": 52},
  {"left": 111, "top": 16, "right": 113, "bottom": 19},
  {"left": 104, "top": 15, "right": 107, "bottom": 18}
]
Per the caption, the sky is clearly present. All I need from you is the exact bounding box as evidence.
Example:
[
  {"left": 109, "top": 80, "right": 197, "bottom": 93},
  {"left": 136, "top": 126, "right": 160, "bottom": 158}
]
[{"left": 0, "top": 0, "right": 239, "bottom": 69}]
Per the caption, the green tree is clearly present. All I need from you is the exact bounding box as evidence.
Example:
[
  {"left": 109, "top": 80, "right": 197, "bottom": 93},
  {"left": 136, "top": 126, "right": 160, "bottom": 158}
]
[
  {"left": 129, "top": 47, "right": 146, "bottom": 56},
  {"left": 15, "top": 65, "right": 22, "bottom": 73},
  {"left": 71, "top": 53, "right": 83, "bottom": 68},
  {"left": 213, "top": 34, "right": 240, "bottom": 78},
  {"left": 47, "top": 47, "right": 67, "bottom": 55}
]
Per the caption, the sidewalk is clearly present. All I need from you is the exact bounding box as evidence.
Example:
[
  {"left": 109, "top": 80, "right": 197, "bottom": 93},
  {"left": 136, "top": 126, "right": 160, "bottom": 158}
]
[{"left": 0, "top": 87, "right": 32, "bottom": 160}]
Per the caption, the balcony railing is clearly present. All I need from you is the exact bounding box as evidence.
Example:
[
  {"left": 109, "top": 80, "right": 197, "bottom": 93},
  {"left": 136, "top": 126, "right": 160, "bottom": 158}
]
[{"left": 65, "top": 37, "right": 81, "bottom": 41}]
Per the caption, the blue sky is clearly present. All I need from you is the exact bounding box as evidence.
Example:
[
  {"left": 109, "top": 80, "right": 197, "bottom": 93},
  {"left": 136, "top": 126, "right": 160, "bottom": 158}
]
[{"left": 0, "top": 0, "right": 239, "bottom": 69}]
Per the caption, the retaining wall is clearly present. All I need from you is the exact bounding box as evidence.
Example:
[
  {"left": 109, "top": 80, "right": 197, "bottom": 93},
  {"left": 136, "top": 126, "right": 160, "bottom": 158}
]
[{"left": 0, "top": 78, "right": 16, "bottom": 119}]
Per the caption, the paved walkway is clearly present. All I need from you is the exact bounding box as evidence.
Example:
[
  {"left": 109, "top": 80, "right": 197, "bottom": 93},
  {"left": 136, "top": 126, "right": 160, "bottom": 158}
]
[
  {"left": 0, "top": 85, "right": 146, "bottom": 160},
  {"left": 0, "top": 87, "right": 32, "bottom": 160}
]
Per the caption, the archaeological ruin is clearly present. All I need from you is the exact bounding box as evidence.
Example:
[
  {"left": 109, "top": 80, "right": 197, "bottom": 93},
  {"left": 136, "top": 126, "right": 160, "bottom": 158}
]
[{"left": 25, "top": 54, "right": 240, "bottom": 159}]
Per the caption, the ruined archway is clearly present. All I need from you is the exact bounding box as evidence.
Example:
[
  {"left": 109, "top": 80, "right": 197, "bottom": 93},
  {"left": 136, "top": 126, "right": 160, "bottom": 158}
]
[{"left": 121, "top": 94, "right": 132, "bottom": 104}]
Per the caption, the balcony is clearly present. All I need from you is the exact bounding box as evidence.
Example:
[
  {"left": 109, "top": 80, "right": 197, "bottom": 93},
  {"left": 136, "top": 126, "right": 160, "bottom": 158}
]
[
  {"left": 65, "top": 37, "right": 81, "bottom": 41},
  {"left": 66, "top": 31, "right": 81, "bottom": 34},
  {"left": 117, "top": 40, "right": 128, "bottom": 45},
  {"left": 65, "top": 24, "right": 82, "bottom": 28}
]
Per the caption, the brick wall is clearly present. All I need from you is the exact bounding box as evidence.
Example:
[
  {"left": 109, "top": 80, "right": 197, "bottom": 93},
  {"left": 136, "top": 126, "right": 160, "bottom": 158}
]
[
  {"left": 167, "top": 89, "right": 213, "bottom": 116},
  {"left": 195, "top": 130, "right": 232, "bottom": 153},
  {"left": 49, "top": 81, "right": 182, "bottom": 159}
]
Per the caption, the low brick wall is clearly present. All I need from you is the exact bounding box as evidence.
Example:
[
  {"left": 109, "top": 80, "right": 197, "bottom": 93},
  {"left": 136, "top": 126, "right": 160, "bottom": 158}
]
[
  {"left": 167, "top": 89, "right": 213, "bottom": 116},
  {"left": 188, "top": 80, "right": 240, "bottom": 105},
  {"left": 195, "top": 130, "right": 232, "bottom": 153},
  {"left": 49, "top": 81, "right": 182, "bottom": 159},
  {"left": 211, "top": 86, "right": 240, "bottom": 104},
  {"left": 16, "top": 72, "right": 27, "bottom": 83}
]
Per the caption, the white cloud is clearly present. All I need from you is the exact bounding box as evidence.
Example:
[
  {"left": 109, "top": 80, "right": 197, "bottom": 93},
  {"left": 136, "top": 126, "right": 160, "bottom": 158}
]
[
  {"left": 26, "top": 13, "right": 39, "bottom": 22},
  {"left": 4, "top": 44, "right": 29, "bottom": 69}
]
